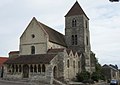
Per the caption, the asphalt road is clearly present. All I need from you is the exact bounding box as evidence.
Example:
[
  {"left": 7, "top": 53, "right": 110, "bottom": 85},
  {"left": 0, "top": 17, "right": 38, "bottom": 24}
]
[
  {"left": 0, "top": 79, "right": 32, "bottom": 85},
  {"left": 0, "top": 78, "right": 109, "bottom": 85}
]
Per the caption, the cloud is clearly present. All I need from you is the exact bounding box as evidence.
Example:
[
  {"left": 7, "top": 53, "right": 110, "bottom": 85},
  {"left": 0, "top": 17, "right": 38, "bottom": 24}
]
[{"left": 0, "top": 0, "right": 120, "bottom": 67}]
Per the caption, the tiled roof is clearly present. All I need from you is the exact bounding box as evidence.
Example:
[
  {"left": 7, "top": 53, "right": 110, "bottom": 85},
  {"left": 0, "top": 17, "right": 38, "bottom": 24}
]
[
  {"left": 0, "top": 57, "right": 8, "bottom": 67},
  {"left": 4, "top": 54, "right": 57, "bottom": 64},
  {"left": 38, "top": 22, "right": 67, "bottom": 47},
  {"left": 9, "top": 51, "right": 19, "bottom": 54},
  {"left": 65, "top": 1, "right": 89, "bottom": 19},
  {"left": 47, "top": 48, "right": 65, "bottom": 54}
]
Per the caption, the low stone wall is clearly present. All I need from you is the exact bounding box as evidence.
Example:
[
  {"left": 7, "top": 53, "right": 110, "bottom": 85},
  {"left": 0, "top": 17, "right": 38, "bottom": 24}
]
[{"left": 3, "top": 73, "right": 22, "bottom": 80}]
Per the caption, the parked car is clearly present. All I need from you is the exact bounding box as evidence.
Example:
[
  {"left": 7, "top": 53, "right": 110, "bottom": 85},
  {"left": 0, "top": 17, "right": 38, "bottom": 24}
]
[{"left": 110, "top": 80, "right": 118, "bottom": 85}]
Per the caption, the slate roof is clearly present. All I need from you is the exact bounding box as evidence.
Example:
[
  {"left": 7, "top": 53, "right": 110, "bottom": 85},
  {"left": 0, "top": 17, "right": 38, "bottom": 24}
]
[
  {"left": 47, "top": 48, "right": 65, "bottom": 54},
  {"left": 38, "top": 22, "right": 67, "bottom": 47},
  {"left": 4, "top": 54, "right": 57, "bottom": 64},
  {"left": 65, "top": 1, "right": 89, "bottom": 19}
]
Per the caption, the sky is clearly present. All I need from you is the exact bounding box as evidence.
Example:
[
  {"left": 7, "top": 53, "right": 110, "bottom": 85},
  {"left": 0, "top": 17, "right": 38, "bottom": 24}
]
[{"left": 0, "top": 0, "right": 120, "bottom": 67}]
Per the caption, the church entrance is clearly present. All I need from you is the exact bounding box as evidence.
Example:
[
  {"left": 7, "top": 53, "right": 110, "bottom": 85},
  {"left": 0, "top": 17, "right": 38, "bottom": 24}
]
[
  {"left": 23, "top": 64, "right": 29, "bottom": 78},
  {"left": 53, "top": 66, "right": 57, "bottom": 79}
]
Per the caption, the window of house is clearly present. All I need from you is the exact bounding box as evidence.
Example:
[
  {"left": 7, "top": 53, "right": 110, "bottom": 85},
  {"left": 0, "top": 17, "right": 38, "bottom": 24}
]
[
  {"left": 38, "top": 64, "right": 41, "bottom": 72},
  {"left": 75, "top": 35, "right": 77, "bottom": 45},
  {"left": 72, "top": 19, "right": 77, "bottom": 27},
  {"left": 42, "top": 64, "right": 46, "bottom": 72},
  {"left": 34, "top": 65, "right": 37, "bottom": 73},
  {"left": 30, "top": 65, "right": 33, "bottom": 72},
  {"left": 31, "top": 46, "right": 35, "bottom": 54},
  {"left": 67, "top": 59, "right": 70, "bottom": 68}
]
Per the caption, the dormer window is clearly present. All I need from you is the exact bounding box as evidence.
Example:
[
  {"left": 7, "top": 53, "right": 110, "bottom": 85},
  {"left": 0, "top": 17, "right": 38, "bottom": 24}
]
[{"left": 72, "top": 19, "right": 77, "bottom": 27}]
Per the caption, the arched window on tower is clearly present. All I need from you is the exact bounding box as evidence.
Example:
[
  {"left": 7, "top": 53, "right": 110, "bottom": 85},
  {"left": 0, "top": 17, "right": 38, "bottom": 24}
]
[
  {"left": 86, "top": 36, "right": 89, "bottom": 46},
  {"left": 75, "top": 35, "right": 77, "bottom": 45},
  {"left": 72, "top": 19, "right": 77, "bottom": 27},
  {"left": 72, "top": 35, "right": 74, "bottom": 45},
  {"left": 31, "top": 46, "right": 35, "bottom": 54}
]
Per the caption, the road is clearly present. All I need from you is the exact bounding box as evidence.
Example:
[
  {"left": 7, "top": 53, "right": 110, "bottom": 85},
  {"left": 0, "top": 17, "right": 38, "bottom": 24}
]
[
  {"left": 0, "top": 78, "right": 109, "bottom": 85},
  {"left": 0, "top": 79, "right": 32, "bottom": 85}
]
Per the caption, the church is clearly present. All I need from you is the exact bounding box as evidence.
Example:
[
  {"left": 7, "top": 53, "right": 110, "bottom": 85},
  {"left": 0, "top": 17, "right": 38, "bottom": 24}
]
[{"left": 3, "top": 1, "right": 95, "bottom": 84}]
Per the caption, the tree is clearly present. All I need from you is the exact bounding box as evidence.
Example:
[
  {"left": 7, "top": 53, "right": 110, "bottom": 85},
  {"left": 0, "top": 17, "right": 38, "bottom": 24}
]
[{"left": 76, "top": 71, "right": 90, "bottom": 82}]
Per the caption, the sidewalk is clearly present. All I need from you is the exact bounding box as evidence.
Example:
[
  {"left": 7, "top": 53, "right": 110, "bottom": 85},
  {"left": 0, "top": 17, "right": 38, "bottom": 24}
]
[{"left": 0, "top": 78, "right": 52, "bottom": 85}]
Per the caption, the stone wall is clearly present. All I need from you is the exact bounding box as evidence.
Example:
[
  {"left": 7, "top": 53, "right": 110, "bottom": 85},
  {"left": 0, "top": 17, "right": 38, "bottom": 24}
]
[{"left": 20, "top": 18, "right": 48, "bottom": 55}]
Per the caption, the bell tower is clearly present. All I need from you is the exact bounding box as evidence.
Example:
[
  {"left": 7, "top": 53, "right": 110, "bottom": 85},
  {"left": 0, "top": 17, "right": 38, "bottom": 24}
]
[{"left": 65, "top": 1, "right": 91, "bottom": 72}]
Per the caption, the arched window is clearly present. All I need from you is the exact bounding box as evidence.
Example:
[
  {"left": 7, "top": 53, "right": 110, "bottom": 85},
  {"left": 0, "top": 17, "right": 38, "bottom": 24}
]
[
  {"left": 12, "top": 64, "right": 14, "bottom": 73},
  {"left": 72, "top": 19, "right": 77, "bottom": 27},
  {"left": 19, "top": 65, "right": 22, "bottom": 72},
  {"left": 30, "top": 65, "right": 33, "bottom": 72},
  {"left": 42, "top": 64, "right": 46, "bottom": 72},
  {"left": 31, "top": 46, "right": 35, "bottom": 54},
  {"left": 34, "top": 65, "right": 37, "bottom": 73},
  {"left": 86, "top": 36, "right": 89, "bottom": 46},
  {"left": 71, "top": 35, "right": 74, "bottom": 45},
  {"left": 38, "top": 64, "right": 41, "bottom": 72},
  {"left": 67, "top": 59, "right": 70, "bottom": 68},
  {"left": 78, "top": 61, "right": 80, "bottom": 68},
  {"left": 16, "top": 65, "right": 18, "bottom": 72},
  {"left": 73, "top": 61, "right": 75, "bottom": 68},
  {"left": 75, "top": 35, "right": 77, "bottom": 45},
  {"left": 72, "top": 35, "right": 77, "bottom": 45}
]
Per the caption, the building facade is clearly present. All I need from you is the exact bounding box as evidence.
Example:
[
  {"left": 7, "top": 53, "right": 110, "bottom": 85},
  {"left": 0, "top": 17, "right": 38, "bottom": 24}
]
[
  {"left": 102, "top": 64, "right": 120, "bottom": 81},
  {"left": 3, "top": 1, "right": 94, "bottom": 84}
]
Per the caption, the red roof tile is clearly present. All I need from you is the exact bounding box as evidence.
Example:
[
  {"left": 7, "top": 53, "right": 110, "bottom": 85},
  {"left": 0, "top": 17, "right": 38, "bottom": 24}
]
[
  {"left": 9, "top": 51, "right": 19, "bottom": 54},
  {"left": 0, "top": 57, "right": 8, "bottom": 67}
]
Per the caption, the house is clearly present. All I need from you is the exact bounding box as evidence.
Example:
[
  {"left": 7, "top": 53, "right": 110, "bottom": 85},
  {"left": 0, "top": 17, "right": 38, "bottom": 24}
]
[
  {"left": 0, "top": 57, "right": 8, "bottom": 78},
  {"left": 3, "top": 1, "right": 95, "bottom": 84},
  {"left": 102, "top": 64, "right": 120, "bottom": 81}
]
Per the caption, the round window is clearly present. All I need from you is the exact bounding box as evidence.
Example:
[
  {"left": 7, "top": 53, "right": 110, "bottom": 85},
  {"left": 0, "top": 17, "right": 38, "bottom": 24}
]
[{"left": 31, "top": 34, "right": 35, "bottom": 38}]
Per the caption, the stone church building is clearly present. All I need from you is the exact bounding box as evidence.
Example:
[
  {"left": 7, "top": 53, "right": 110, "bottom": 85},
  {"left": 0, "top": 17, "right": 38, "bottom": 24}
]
[{"left": 4, "top": 1, "right": 95, "bottom": 84}]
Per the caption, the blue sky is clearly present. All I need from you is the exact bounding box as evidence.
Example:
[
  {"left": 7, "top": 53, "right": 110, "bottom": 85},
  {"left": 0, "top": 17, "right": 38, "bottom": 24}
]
[{"left": 0, "top": 0, "right": 120, "bottom": 67}]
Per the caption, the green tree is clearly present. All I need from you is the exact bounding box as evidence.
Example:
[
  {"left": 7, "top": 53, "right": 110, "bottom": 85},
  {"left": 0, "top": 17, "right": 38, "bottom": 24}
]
[
  {"left": 91, "top": 57, "right": 105, "bottom": 81},
  {"left": 76, "top": 71, "right": 90, "bottom": 82}
]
